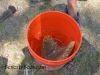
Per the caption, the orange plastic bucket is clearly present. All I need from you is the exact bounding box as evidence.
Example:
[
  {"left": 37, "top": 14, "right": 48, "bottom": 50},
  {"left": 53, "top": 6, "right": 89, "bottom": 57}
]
[{"left": 26, "top": 11, "right": 82, "bottom": 71}]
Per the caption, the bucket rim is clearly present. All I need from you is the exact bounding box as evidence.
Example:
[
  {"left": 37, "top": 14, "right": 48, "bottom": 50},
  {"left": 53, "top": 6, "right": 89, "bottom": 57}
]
[{"left": 26, "top": 11, "right": 82, "bottom": 66}]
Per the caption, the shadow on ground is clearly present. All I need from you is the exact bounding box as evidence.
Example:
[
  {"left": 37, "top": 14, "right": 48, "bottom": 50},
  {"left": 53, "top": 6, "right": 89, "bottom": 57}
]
[
  {"left": 0, "top": 56, "right": 8, "bottom": 75},
  {"left": 59, "top": 37, "right": 99, "bottom": 75},
  {"left": 18, "top": 37, "right": 99, "bottom": 75},
  {"left": 0, "top": 0, "right": 89, "bottom": 43},
  {"left": 0, "top": 0, "right": 53, "bottom": 47},
  {"left": 79, "top": 1, "right": 100, "bottom": 53}
]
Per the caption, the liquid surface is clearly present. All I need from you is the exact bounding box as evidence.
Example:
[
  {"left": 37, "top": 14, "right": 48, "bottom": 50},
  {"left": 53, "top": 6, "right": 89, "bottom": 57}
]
[{"left": 30, "top": 29, "right": 70, "bottom": 57}]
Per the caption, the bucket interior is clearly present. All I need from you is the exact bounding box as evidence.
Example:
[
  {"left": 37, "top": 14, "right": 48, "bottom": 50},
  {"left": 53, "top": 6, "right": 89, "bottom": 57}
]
[{"left": 26, "top": 11, "right": 82, "bottom": 65}]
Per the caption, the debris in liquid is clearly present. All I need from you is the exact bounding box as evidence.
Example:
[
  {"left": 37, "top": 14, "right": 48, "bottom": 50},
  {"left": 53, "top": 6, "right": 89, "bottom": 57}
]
[{"left": 42, "top": 35, "right": 75, "bottom": 60}]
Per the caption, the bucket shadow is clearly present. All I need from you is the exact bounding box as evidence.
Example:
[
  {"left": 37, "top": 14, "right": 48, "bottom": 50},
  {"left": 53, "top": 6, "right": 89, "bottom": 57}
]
[
  {"left": 17, "top": 47, "right": 37, "bottom": 75},
  {"left": 52, "top": 3, "right": 67, "bottom": 13},
  {"left": 0, "top": 56, "right": 8, "bottom": 75},
  {"left": 56, "top": 37, "right": 99, "bottom": 75},
  {"left": 18, "top": 37, "right": 99, "bottom": 75}
]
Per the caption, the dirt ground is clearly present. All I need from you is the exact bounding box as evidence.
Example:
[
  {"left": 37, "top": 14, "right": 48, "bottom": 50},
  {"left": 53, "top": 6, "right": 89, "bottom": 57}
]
[{"left": 0, "top": 0, "right": 100, "bottom": 75}]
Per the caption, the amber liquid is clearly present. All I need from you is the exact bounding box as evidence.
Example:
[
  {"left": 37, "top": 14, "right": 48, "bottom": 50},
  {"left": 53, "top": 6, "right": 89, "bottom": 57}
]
[{"left": 30, "top": 29, "right": 70, "bottom": 57}]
